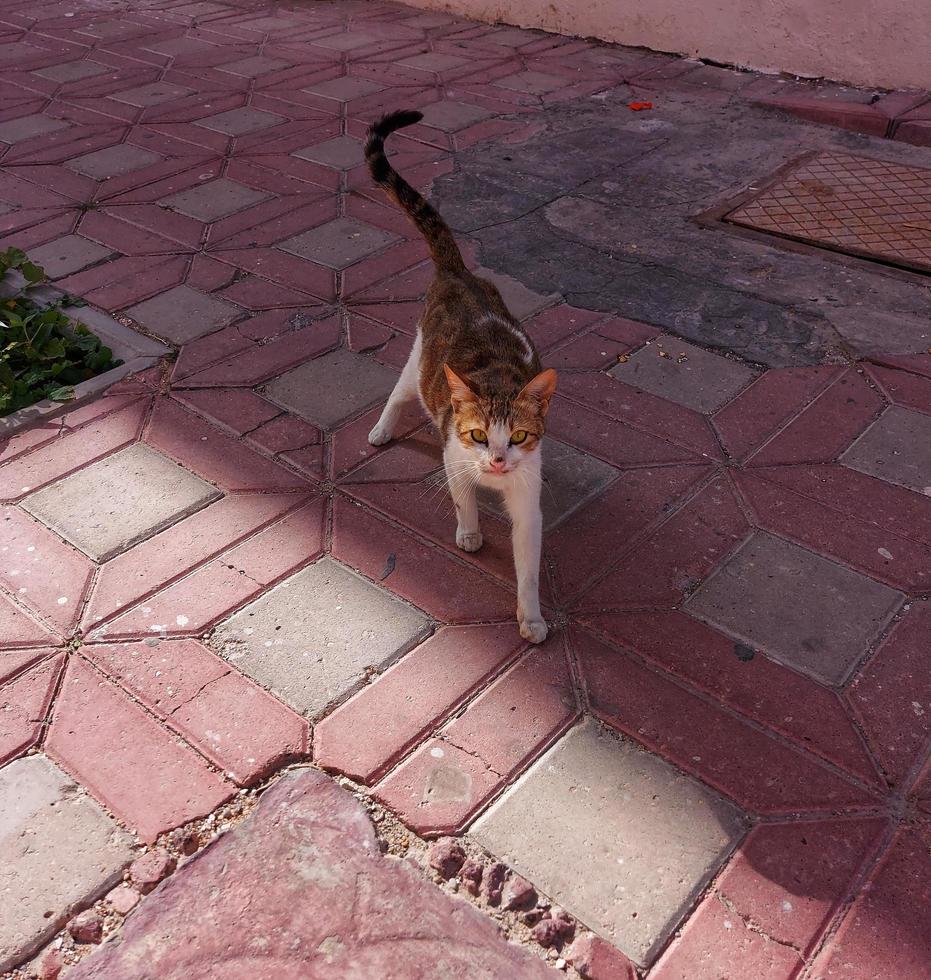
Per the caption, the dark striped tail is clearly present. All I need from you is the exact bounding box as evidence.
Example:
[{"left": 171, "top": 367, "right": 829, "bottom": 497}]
[{"left": 365, "top": 110, "right": 465, "bottom": 274}]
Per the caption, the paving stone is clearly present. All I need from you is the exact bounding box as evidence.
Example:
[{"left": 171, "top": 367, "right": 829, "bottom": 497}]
[
  {"left": 279, "top": 216, "right": 398, "bottom": 269},
  {"left": 610, "top": 336, "right": 757, "bottom": 414},
  {"left": 65, "top": 145, "right": 163, "bottom": 180},
  {"left": 112, "top": 82, "right": 194, "bottom": 107},
  {"left": 160, "top": 178, "right": 270, "bottom": 222},
  {"left": 310, "top": 31, "right": 378, "bottom": 51},
  {"left": 0, "top": 114, "right": 70, "bottom": 145},
  {"left": 686, "top": 532, "right": 903, "bottom": 684},
  {"left": 146, "top": 37, "right": 219, "bottom": 57},
  {"left": 22, "top": 444, "right": 220, "bottom": 563},
  {"left": 419, "top": 99, "right": 494, "bottom": 132},
  {"left": 33, "top": 61, "right": 109, "bottom": 84},
  {"left": 265, "top": 346, "right": 398, "bottom": 429},
  {"left": 126, "top": 284, "right": 240, "bottom": 344},
  {"left": 474, "top": 266, "right": 560, "bottom": 321},
  {"left": 301, "top": 76, "right": 385, "bottom": 100},
  {"left": 496, "top": 70, "right": 566, "bottom": 94},
  {"left": 399, "top": 52, "right": 469, "bottom": 72},
  {"left": 478, "top": 436, "right": 617, "bottom": 530},
  {"left": 0, "top": 755, "right": 133, "bottom": 972},
  {"left": 220, "top": 55, "right": 289, "bottom": 77},
  {"left": 472, "top": 718, "right": 744, "bottom": 966},
  {"left": 26, "top": 235, "right": 113, "bottom": 279},
  {"left": 292, "top": 135, "right": 366, "bottom": 170},
  {"left": 0, "top": 656, "right": 62, "bottom": 764},
  {"left": 66, "top": 769, "right": 557, "bottom": 980},
  {"left": 194, "top": 107, "right": 285, "bottom": 136},
  {"left": 841, "top": 405, "right": 931, "bottom": 494},
  {"left": 212, "top": 557, "right": 430, "bottom": 718}
]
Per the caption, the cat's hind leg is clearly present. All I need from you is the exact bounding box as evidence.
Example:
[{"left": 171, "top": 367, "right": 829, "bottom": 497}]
[{"left": 368, "top": 333, "right": 422, "bottom": 446}]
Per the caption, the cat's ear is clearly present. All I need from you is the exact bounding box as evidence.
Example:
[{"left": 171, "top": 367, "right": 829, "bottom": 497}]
[
  {"left": 444, "top": 364, "right": 477, "bottom": 408},
  {"left": 518, "top": 368, "right": 557, "bottom": 416}
]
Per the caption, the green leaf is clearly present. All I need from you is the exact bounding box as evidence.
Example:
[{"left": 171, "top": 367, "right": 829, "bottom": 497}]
[
  {"left": 21, "top": 262, "right": 46, "bottom": 284},
  {"left": 48, "top": 386, "right": 75, "bottom": 402}
]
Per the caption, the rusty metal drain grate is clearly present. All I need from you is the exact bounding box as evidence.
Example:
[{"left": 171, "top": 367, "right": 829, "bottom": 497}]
[{"left": 722, "top": 152, "right": 931, "bottom": 275}]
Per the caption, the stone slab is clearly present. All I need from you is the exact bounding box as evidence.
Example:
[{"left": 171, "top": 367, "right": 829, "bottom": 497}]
[
  {"left": 212, "top": 557, "right": 430, "bottom": 718},
  {"left": 27, "top": 235, "right": 112, "bottom": 279},
  {"left": 0, "top": 114, "right": 69, "bottom": 144},
  {"left": 301, "top": 76, "right": 385, "bottom": 101},
  {"left": 264, "top": 346, "right": 398, "bottom": 429},
  {"left": 65, "top": 144, "right": 163, "bottom": 180},
  {"left": 0, "top": 755, "right": 133, "bottom": 972},
  {"left": 22, "top": 443, "right": 220, "bottom": 562},
  {"left": 68, "top": 769, "right": 557, "bottom": 980},
  {"left": 195, "top": 107, "right": 285, "bottom": 136},
  {"left": 160, "top": 178, "right": 269, "bottom": 222},
  {"left": 278, "top": 216, "right": 398, "bottom": 269},
  {"left": 842, "top": 405, "right": 931, "bottom": 495},
  {"left": 472, "top": 719, "right": 744, "bottom": 966},
  {"left": 126, "top": 284, "right": 240, "bottom": 344},
  {"left": 292, "top": 135, "right": 366, "bottom": 170},
  {"left": 686, "top": 531, "right": 902, "bottom": 684},
  {"left": 610, "top": 336, "right": 757, "bottom": 413}
]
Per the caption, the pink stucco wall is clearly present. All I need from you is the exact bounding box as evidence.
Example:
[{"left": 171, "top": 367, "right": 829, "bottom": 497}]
[{"left": 406, "top": 0, "right": 930, "bottom": 90}]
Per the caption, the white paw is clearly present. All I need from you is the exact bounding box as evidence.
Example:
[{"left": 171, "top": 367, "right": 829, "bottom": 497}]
[
  {"left": 519, "top": 617, "right": 548, "bottom": 644},
  {"left": 367, "top": 423, "right": 393, "bottom": 446},
  {"left": 456, "top": 529, "right": 483, "bottom": 552}
]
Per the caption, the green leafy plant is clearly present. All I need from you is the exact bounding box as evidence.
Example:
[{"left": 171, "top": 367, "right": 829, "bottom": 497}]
[{"left": 0, "top": 247, "right": 121, "bottom": 416}]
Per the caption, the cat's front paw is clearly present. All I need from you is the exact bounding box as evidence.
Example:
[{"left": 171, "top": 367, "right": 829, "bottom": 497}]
[
  {"left": 367, "top": 423, "right": 394, "bottom": 446},
  {"left": 519, "top": 616, "right": 548, "bottom": 644},
  {"left": 456, "top": 529, "right": 483, "bottom": 552}
]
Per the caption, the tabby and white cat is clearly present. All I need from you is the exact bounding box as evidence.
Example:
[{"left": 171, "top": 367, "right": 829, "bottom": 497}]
[{"left": 365, "top": 110, "right": 557, "bottom": 644}]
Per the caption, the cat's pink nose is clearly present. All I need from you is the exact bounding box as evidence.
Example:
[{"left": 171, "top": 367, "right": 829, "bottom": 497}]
[{"left": 489, "top": 457, "right": 507, "bottom": 473}]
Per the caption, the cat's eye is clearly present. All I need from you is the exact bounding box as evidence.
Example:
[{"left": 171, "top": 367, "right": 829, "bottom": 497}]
[
  {"left": 510, "top": 430, "right": 528, "bottom": 445},
  {"left": 470, "top": 429, "right": 488, "bottom": 444}
]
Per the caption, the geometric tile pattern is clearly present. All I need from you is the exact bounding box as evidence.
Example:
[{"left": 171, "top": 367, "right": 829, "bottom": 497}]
[
  {"left": 0, "top": 4, "right": 929, "bottom": 978},
  {"left": 727, "top": 152, "right": 931, "bottom": 273}
]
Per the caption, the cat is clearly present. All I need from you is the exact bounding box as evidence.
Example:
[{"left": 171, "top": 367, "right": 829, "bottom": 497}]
[{"left": 365, "top": 109, "right": 557, "bottom": 644}]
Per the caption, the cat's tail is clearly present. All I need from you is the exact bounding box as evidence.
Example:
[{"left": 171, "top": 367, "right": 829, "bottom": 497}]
[{"left": 365, "top": 110, "right": 465, "bottom": 274}]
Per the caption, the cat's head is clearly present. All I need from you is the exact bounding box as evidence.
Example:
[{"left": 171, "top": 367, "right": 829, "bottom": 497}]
[{"left": 444, "top": 364, "right": 557, "bottom": 475}]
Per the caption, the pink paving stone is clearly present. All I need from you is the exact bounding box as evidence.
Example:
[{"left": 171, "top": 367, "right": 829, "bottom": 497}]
[
  {"left": 86, "top": 638, "right": 308, "bottom": 783},
  {"left": 145, "top": 397, "right": 308, "bottom": 491},
  {"left": 568, "top": 934, "right": 637, "bottom": 980},
  {"left": 67, "top": 769, "right": 557, "bottom": 980},
  {"left": 576, "top": 629, "right": 877, "bottom": 814},
  {"left": 0, "top": 648, "right": 51, "bottom": 686},
  {"left": 895, "top": 119, "right": 931, "bottom": 146},
  {"left": 0, "top": 654, "right": 63, "bottom": 765},
  {"left": 330, "top": 401, "right": 427, "bottom": 479},
  {"left": 83, "top": 493, "right": 300, "bottom": 628},
  {"left": 46, "top": 658, "right": 233, "bottom": 841},
  {"left": 737, "top": 471, "right": 931, "bottom": 593},
  {"left": 314, "top": 623, "right": 526, "bottom": 782},
  {"left": 717, "top": 818, "right": 887, "bottom": 953},
  {"left": 332, "top": 495, "right": 516, "bottom": 623},
  {"left": 809, "top": 823, "right": 931, "bottom": 980},
  {"left": 579, "top": 476, "right": 748, "bottom": 609},
  {"left": 0, "top": 398, "right": 148, "bottom": 502},
  {"left": 106, "top": 885, "right": 140, "bottom": 916},
  {"left": 868, "top": 352, "right": 931, "bottom": 379},
  {"left": 867, "top": 364, "right": 931, "bottom": 414},
  {"left": 245, "top": 415, "right": 322, "bottom": 455},
  {"left": 0, "top": 422, "right": 61, "bottom": 467},
  {"left": 712, "top": 365, "right": 842, "bottom": 461},
  {"left": 848, "top": 603, "right": 931, "bottom": 787},
  {"left": 581, "top": 610, "right": 881, "bottom": 785},
  {"left": 0, "top": 591, "right": 57, "bottom": 649},
  {"left": 0, "top": 507, "right": 94, "bottom": 636},
  {"left": 749, "top": 369, "right": 885, "bottom": 466},
  {"left": 129, "top": 849, "right": 175, "bottom": 894},
  {"left": 649, "top": 890, "right": 803, "bottom": 980},
  {"left": 173, "top": 388, "right": 281, "bottom": 436},
  {"left": 546, "top": 332, "right": 632, "bottom": 370},
  {"left": 753, "top": 95, "right": 887, "bottom": 136}
]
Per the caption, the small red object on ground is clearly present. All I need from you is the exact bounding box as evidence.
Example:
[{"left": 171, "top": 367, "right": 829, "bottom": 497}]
[{"left": 628, "top": 101, "right": 654, "bottom": 111}]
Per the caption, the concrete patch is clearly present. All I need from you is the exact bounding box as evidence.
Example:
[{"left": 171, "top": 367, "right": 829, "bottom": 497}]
[{"left": 842, "top": 405, "right": 931, "bottom": 494}]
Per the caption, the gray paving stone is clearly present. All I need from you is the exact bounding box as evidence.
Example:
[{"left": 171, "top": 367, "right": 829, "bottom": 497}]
[
  {"left": 419, "top": 99, "right": 493, "bottom": 132},
  {"left": 22, "top": 444, "right": 220, "bottom": 562},
  {"left": 278, "top": 216, "right": 398, "bottom": 270},
  {"left": 472, "top": 719, "right": 744, "bottom": 966},
  {"left": 112, "top": 82, "right": 193, "bottom": 107},
  {"left": 310, "top": 32, "right": 378, "bottom": 51},
  {"left": 841, "top": 405, "right": 931, "bottom": 495},
  {"left": 146, "top": 37, "right": 219, "bottom": 57},
  {"left": 65, "top": 144, "right": 163, "bottom": 180},
  {"left": 609, "top": 335, "right": 757, "bottom": 413},
  {"left": 27, "top": 235, "right": 112, "bottom": 279},
  {"left": 126, "top": 284, "right": 240, "bottom": 343},
  {"left": 686, "top": 531, "right": 902, "bottom": 684},
  {"left": 0, "top": 114, "right": 70, "bottom": 145},
  {"left": 301, "top": 76, "right": 385, "bottom": 101},
  {"left": 291, "top": 135, "right": 366, "bottom": 170},
  {"left": 0, "top": 755, "right": 133, "bottom": 972},
  {"left": 265, "top": 346, "right": 398, "bottom": 429},
  {"left": 220, "top": 55, "right": 289, "bottom": 77},
  {"left": 474, "top": 266, "right": 560, "bottom": 321},
  {"left": 33, "top": 61, "right": 109, "bottom": 83},
  {"left": 194, "top": 107, "right": 285, "bottom": 136},
  {"left": 159, "top": 177, "right": 270, "bottom": 222},
  {"left": 495, "top": 70, "right": 565, "bottom": 94},
  {"left": 212, "top": 558, "right": 430, "bottom": 718},
  {"left": 399, "top": 52, "right": 469, "bottom": 72},
  {"left": 478, "top": 436, "right": 617, "bottom": 530}
]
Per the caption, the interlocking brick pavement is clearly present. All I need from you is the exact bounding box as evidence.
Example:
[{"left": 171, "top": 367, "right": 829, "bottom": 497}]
[{"left": 0, "top": 1, "right": 929, "bottom": 977}]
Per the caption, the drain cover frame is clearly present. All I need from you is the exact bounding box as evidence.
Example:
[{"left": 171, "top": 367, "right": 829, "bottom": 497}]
[{"left": 696, "top": 150, "right": 931, "bottom": 282}]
